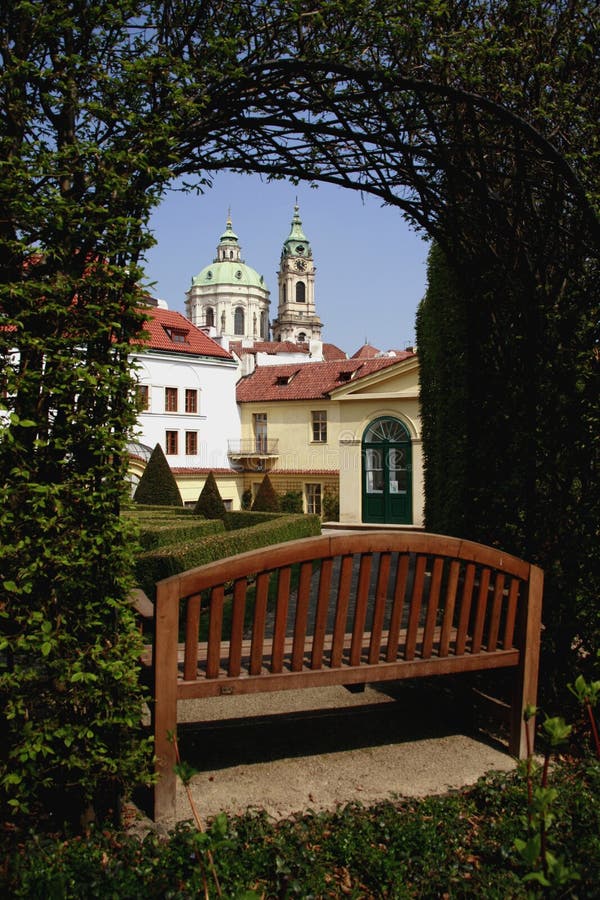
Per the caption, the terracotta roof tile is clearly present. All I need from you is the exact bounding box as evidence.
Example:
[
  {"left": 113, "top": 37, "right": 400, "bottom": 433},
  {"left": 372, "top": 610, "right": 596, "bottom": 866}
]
[
  {"left": 236, "top": 356, "right": 406, "bottom": 402},
  {"left": 137, "top": 307, "right": 232, "bottom": 359}
]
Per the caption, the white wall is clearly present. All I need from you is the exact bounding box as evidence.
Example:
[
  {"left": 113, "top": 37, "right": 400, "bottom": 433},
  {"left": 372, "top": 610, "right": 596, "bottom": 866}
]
[{"left": 131, "top": 350, "right": 241, "bottom": 469}]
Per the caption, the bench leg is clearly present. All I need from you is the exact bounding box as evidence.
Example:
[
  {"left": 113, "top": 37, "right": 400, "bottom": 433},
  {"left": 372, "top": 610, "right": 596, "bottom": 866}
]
[
  {"left": 509, "top": 565, "right": 544, "bottom": 759},
  {"left": 152, "top": 581, "right": 180, "bottom": 821}
]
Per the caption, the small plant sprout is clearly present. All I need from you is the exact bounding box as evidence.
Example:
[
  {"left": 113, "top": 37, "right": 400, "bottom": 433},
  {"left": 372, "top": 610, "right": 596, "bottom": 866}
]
[{"left": 568, "top": 674, "right": 600, "bottom": 757}]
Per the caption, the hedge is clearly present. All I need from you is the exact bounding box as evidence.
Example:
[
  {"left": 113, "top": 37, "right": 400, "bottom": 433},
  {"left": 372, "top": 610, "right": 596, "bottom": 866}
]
[
  {"left": 223, "top": 510, "right": 282, "bottom": 531},
  {"left": 135, "top": 514, "right": 321, "bottom": 598},
  {"left": 136, "top": 519, "right": 224, "bottom": 551}
]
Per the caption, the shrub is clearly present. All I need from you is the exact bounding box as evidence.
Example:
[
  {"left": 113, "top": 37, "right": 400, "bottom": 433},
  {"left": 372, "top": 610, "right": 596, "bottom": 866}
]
[
  {"left": 136, "top": 519, "right": 224, "bottom": 551},
  {"left": 251, "top": 474, "right": 280, "bottom": 512},
  {"left": 280, "top": 490, "right": 303, "bottom": 513},
  {"left": 193, "top": 471, "right": 226, "bottom": 519},
  {"left": 241, "top": 488, "right": 253, "bottom": 510},
  {"left": 133, "top": 444, "right": 183, "bottom": 507},
  {"left": 322, "top": 489, "right": 340, "bottom": 521}
]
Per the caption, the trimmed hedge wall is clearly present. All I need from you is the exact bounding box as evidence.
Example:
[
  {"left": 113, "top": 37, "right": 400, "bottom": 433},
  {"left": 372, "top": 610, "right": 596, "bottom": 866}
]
[
  {"left": 136, "top": 518, "right": 224, "bottom": 551},
  {"left": 135, "top": 514, "right": 321, "bottom": 598},
  {"left": 223, "top": 511, "right": 282, "bottom": 531}
]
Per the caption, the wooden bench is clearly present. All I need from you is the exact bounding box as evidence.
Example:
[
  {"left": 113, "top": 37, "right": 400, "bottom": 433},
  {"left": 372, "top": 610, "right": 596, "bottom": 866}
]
[{"left": 143, "top": 531, "right": 543, "bottom": 820}]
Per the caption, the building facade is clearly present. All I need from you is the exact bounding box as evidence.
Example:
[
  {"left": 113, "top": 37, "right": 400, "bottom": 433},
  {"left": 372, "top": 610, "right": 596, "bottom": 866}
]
[
  {"left": 235, "top": 353, "right": 423, "bottom": 525},
  {"left": 129, "top": 305, "right": 243, "bottom": 507}
]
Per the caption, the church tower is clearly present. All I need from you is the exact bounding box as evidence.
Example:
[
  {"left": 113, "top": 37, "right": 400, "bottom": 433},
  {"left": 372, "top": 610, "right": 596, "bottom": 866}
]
[
  {"left": 272, "top": 205, "right": 323, "bottom": 343},
  {"left": 185, "top": 217, "right": 270, "bottom": 342}
]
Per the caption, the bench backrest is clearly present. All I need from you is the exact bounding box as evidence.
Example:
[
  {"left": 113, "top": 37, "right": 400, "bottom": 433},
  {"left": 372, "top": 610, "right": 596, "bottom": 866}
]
[{"left": 154, "top": 532, "right": 542, "bottom": 688}]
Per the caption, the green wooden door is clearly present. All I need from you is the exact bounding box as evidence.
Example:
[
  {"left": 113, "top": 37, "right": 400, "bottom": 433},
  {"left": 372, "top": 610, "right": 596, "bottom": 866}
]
[{"left": 362, "top": 417, "right": 412, "bottom": 524}]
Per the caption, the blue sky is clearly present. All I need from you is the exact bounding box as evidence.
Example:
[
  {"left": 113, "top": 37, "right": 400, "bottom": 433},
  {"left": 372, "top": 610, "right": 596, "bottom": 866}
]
[{"left": 143, "top": 173, "right": 430, "bottom": 356}]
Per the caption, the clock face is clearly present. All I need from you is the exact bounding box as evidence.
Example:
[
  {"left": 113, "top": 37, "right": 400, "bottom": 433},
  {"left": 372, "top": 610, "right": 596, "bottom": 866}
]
[{"left": 295, "top": 259, "right": 307, "bottom": 271}]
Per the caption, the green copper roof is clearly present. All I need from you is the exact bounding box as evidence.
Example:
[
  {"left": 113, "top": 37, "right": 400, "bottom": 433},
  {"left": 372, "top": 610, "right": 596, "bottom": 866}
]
[
  {"left": 281, "top": 204, "right": 312, "bottom": 257},
  {"left": 191, "top": 261, "right": 266, "bottom": 290},
  {"left": 191, "top": 216, "right": 268, "bottom": 290},
  {"left": 219, "top": 217, "right": 239, "bottom": 244}
]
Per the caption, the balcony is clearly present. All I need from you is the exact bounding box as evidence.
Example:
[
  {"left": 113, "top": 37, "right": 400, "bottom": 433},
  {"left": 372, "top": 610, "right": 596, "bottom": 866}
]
[{"left": 227, "top": 439, "right": 279, "bottom": 470}]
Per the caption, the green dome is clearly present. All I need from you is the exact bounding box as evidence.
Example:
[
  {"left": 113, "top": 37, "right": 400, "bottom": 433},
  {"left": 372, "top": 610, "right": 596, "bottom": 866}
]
[{"left": 191, "top": 260, "right": 266, "bottom": 290}]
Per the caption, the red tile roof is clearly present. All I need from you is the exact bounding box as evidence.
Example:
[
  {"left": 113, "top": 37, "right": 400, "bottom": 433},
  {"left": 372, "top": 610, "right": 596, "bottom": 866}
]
[
  {"left": 322, "top": 342, "right": 348, "bottom": 360},
  {"left": 137, "top": 307, "right": 232, "bottom": 359},
  {"left": 230, "top": 340, "right": 311, "bottom": 357},
  {"left": 351, "top": 343, "right": 414, "bottom": 361},
  {"left": 236, "top": 355, "right": 410, "bottom": 402}
]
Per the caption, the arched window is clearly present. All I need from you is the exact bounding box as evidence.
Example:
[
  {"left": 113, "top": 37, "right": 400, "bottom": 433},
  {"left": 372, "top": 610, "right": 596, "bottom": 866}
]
[
  {"left": 205, "top": 307, "right": 214, "bottom": 328},
  {"left": 296, "top": 281, "right": 306, "bottom": 302},
  {"left": 234, "top": 307, "right": 245, "bottom": 335},
  {"left": 230, "top": 250, "right": 234, "bottom": 259},
  {"left": 261, "top": 311, "right": 268, "bottom": 339},
  {"left": 297, "top": 332, "right": 306, "bottom": 342}
]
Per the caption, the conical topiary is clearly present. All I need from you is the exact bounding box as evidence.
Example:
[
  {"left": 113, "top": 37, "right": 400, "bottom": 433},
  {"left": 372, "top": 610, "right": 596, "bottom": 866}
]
[
  {"left": 133, "top": 443, "right": 183, "bottom": 506},
  {"left": 194, "top": 471, "right": 226, "bottom": 519},
  {"left": 251, "top": 473, "right": 280, "bottom": 512}
]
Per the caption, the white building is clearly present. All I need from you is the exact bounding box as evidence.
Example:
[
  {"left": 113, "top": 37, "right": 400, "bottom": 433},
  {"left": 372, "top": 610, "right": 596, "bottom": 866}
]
[{"left": 129, "top": 305, "right": 241, "bottom": 501}]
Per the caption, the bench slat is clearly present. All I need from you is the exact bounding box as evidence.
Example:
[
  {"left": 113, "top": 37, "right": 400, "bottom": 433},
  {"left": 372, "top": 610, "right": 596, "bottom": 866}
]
[
  {"left": 439, "top": 559, "right": 460, "bottom": 657},
  {"left": 292, "top": 561, "right": 313, "bottom": 671},
  {"left": 369, "top": 552, "right": 391, "bottom": 664},
  {"left": 422, "top": 556, "right": 444, "bottom": 659},
  {"left": 271, "top": 566, "right": 291, "bottom": 674},
  {"left": 455, "top": 562, "right": 476, "bottom": 655},
  {"left": 350, "top": 553, "right": 372, "bottom": 666},
  {"left": 503, "top": 578, "right": 520, "bottom": 649},
  {"left": 331, "top": 554, "right": 353, "bottom": 667},
  {"left": 249, "top": 572, "right": 269, "bottom": 675},
  {"left": 386, "top": 553, "right": 409, "bottom": 661},
  {"left": 405, "top": 554, "right": 426, "bottom": 660},
  {"left": 472, "top": 567, "right": 491, "bottom": 654},
  {"left": 312, "top": 557, "right": 333, "bottom": 669},
  {"left": 206, "top": 586, "right": 224, "bottom": 678},
  {"left": 228, "top": 579, "right": 247, "bottom": 677},
  {"left": 488, "top": 573, "right": 505, "bottom": 652},
  {"left": 184, "top": 594, "right": 202, "bottom": 682}
]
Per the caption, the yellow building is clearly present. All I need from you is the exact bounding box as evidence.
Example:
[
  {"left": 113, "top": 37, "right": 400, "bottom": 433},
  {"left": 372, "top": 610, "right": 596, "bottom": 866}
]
[{"left": 235, "top": 352, "right": 423, "bottom": 526}]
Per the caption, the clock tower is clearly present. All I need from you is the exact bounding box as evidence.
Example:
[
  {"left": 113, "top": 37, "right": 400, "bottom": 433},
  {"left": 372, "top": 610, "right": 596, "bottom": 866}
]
[{"left": 272, "top": 205, "right": 323, "bottom": 343}]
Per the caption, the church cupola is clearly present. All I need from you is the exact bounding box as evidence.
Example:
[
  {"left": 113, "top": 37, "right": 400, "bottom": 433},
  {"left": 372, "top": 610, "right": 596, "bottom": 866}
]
[
  {"left": 185, "top": 215, "right": 270, "bottom": 341},
  {"left": 273, "top": 204, "right": 323, "bottom": 343},
  {"left": 216, "top": 215, "right": 242, "bottom": 262}
]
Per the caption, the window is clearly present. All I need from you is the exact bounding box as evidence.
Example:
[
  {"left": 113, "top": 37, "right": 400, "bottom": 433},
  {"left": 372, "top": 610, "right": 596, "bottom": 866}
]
[
  {"left": 253, "top": 413, "right": 268, "bottom": 452},
  {"left": 311, "top": 410, "right": 327, "bottom": 442},
  {"left": 205, "top": 307, "right": 215, "bottom": 328},
  {"left": 185, "top": 388, "right": 198, "bottom": 413},
  {"left": 297, "top": 332, "right": 306, "bottom": 342},
  {"left": 296, "top": 281, "right": 306, "bottom": 302},
  {"left": 165, "top": 430, "right": 178, "bottom": 455},
  {"left": 165, "top": 386, "right": 178, "bottom": 412},
  {"left": 234, "top": 307, "right": 245, "bottom": 335},
  {"left": 185, "top": 431, "right": 198, "bottom": 455},
  {"left": 137, "top": 384, "right": 149, "bottom": 411},
  {"left": 306, "top": 483, "right": 322, "bottom": 515}
]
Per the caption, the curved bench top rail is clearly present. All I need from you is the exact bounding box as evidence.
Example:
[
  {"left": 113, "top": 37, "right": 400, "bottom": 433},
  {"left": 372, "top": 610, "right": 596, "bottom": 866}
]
[{"left": 156, "top": 531, "right": 534, "bottom": 600}]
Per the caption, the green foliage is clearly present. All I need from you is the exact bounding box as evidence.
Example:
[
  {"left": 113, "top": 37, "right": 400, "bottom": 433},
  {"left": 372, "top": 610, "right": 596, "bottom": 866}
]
[
  {"left": 135, "top": 518, "right": 224, "bottom": 551},
  {"left": 322, "top": 488, "right": 340, "bottom": 521},
  {"left": 279, "top": 490, "right": 303, "bottom": 513},
  {"left": 133, "top": 444, "right": 183, "bottom": 507},
  {"left": 417, "top": 242, "right": 600, "bottom": 700},
  {"left": 251, "top": 474, "right": 280, "bottom": 512},
  {"left": 193, "top": 471, "right": 226, "bottom": 519},
  {"left": 3, "top": 760, "right": 599, "bottom": 897},
  {"left": 240, "top": 488, "right": 253, "bottom": 511},
  {"left": 135, "top": 514, "right": 320, "bottom": 598},
  {"left": 416, "top": 244, "right": 470, "bottom": 536}
]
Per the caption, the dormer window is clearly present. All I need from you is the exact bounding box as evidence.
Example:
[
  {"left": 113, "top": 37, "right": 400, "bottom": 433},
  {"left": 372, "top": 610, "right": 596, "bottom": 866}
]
[
  {"left": 163, "top": 325, "right": 188, "bottom": 344},
  {"left": 337, "top": 370, "right": 353, "bottom": 382},
  {"left": 275, "top": 369, "right": 300, "bottom": 386}
]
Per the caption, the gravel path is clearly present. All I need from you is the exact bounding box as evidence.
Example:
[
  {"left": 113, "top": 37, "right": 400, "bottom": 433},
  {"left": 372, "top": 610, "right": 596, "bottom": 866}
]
[{"left": 168, "top": 680, "right": 516, "bottom": 825}]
